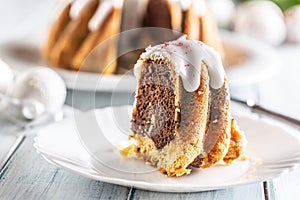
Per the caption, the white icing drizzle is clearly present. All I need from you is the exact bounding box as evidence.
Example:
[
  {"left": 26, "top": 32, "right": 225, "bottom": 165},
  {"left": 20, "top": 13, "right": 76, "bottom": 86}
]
[
  {"left": 51, "top": 0, "right": 73, "bottom": 21},
  {"left": 70, "top": 0, "right": 90, "bottom": 19},
  {"left": 68, "top": 0, "right": 204, "bottom": 31},
  {"left": 113, "top": 0, "right": 124, "bottom": 8},
  {"left": 88, "top": 0, "right": 124, "bottom": 31},
  {"left": 57, "top": 0, "right": 205, "bottom": 30},
  {"left": 167, "top": 0, "right": 191, "bottom": 11},
  {"left": 88, "top": 0, "right": 112, "bottom": 31},
  {"left": 134, "top": 35, "right": 225, "bottom": 92},
  {"left": 167, "top": 0, "right": 205, "bottom": 16},
  {"left": 192, "top": 0, "right": 206, "bottom": 16},
  {"left": 179, "top": 0, "right": 192, "bottom": 11}
]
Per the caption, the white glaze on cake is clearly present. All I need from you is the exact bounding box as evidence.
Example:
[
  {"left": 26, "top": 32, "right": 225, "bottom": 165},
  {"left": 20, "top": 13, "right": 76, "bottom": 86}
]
[
  {"left": 193, "top": 0, "right": 206, "bottom": 16},
  {"left": 88, "top": 0, "right": 124, "bottom": 31},
  {"left": 180, "top": 0, "right": 191, "bottom": 11},
  {"left": 88, "top": 0, "right": 113, "bottom": 31},
  {"left": 70, "top": 0, "right": 91, "bottom": 19},
  {"left": 167, "top": 0, "right": 190, "bottom": 11},
  {"left": 51, "top": 0, "right": 74, "bottom": 21},
  {"left": 69, "top": 0, "right": 124, "bottom": 31},
  {"left": 56, "top": 0, "right": 206, "bottom": 31},
  {"left": 168, "top": 0, "right": 206, "bottom": 16},
  {"left": 134, "top": 35, "right": 225, "bottom": 92}
]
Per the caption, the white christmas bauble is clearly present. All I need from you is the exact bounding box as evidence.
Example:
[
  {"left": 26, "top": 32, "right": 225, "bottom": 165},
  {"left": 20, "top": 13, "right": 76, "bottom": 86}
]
[
  {"left": 0, "top": 60, "right": 14, "bottom": 95},
  {"left": 234, "top": 0, "right": 286, "bottom": 46},
  {"left": 285, "top": 5, "right": 300, "bottom": 44},
  {"left": 12, "top": 67, "right": 66, "bottom": 114}
]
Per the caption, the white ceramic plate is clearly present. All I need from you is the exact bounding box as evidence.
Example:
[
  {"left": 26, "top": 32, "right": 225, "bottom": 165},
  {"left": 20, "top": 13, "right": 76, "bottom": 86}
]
[
  {"left": 0, "top": 30, "right": 280, "bottom": 92},
  {"left": 34, "top": 106, "right": 300, "bottom": 192}
]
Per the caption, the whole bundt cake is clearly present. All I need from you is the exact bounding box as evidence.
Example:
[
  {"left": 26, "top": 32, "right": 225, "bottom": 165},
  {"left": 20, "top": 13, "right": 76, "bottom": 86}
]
[{"left": 43, "top": 0, "right": 224, "bottom": 74}]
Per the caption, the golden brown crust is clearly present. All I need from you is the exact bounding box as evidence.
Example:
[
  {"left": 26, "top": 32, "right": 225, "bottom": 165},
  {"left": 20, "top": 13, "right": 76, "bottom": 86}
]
[
  {"left": 190, "top": 78, "right": 232, "bottom": 168},
  {"left": 166, "top": 0, "right": 182, "bottom": 32},
  {"left": 201, "top": 78, "right": 231, "bottom": 168},
  {"left": 43, "top": 3, "right": 72, "bottom": 61},
  {"left": 182, "top": 3, "right": 200, "bottom": 40},
  {"left": 199, "top": 8, "right": 225, "bottom": 59},
  {"left": 49, "top": 0, "right": 99, "bottom": 68},
  {"left": 223, "top": 118, "right": 247, "bottom": 164},
  {"left": 71, "top": 8, "right": 122, "bottom": 73}
]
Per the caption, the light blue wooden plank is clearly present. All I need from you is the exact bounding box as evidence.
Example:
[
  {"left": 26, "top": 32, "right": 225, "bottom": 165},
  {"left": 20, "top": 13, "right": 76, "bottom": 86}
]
[
  {"left": 267, "top": 167, "right": 300, "bottom": 200},
  {"left": 0, "top": 137, "right": 129, "bottom": 200},
  {"left": 130, "top": 183, "right": 264, "bottom": 200},
  {"left": 0, "top": 115, "right": 24, "bottom": 172}
]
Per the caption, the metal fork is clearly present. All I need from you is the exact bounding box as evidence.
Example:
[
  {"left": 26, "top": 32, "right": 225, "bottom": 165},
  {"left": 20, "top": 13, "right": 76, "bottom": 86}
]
[
  {"left": 231, "top": 97, "right": 300, "bottom": 128},
  {"left": 260, "top": 152, "right": 300, "bottom": 169}
]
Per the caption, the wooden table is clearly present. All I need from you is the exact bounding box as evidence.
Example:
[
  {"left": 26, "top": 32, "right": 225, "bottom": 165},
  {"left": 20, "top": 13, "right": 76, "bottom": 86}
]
[{"left": 1, "top": 0, "right": 300, "bottom": 198}]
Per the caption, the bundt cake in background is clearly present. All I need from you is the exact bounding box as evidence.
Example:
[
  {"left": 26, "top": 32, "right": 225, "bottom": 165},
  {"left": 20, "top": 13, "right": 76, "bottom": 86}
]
[
  {"left": 43, "top": 0, "right": 224, "bottom": 74},
  {"left": 128, "top": 36, "right": 246, "bottom": 176}
]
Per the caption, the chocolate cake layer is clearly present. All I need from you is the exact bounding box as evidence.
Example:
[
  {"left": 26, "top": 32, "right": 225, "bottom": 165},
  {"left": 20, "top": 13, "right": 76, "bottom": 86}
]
[{"left": 132, "top": 60, "right": 178, "bottom": 149}]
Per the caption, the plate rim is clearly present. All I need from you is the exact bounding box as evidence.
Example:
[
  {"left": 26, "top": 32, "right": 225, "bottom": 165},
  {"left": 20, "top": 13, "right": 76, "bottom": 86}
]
[
  {"left": 37, "top": 151, "right": 294, "bottom": 193},
  {"left": 33, "top": 105, "right": 300, "bottom": 192}
]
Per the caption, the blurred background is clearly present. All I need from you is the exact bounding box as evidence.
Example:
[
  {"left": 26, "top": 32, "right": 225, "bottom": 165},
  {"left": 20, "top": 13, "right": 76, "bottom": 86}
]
[{"left": 0, "top": 0, "right": 300, "bottom": 119}]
